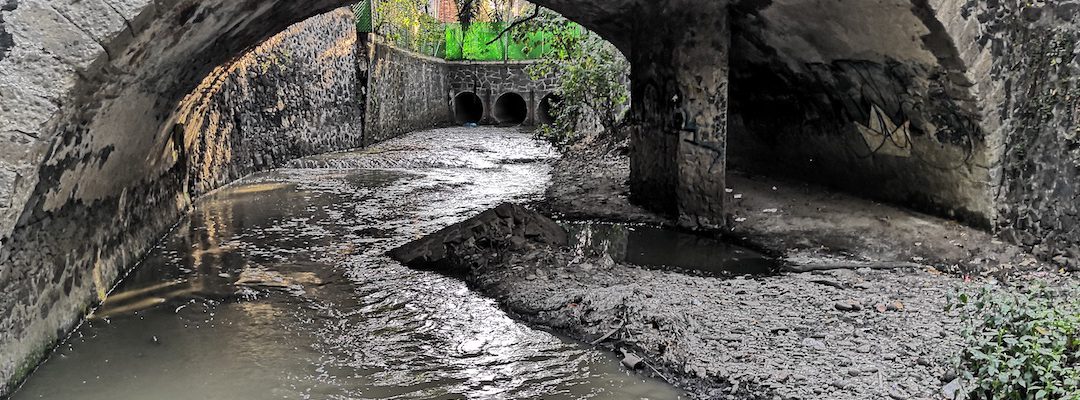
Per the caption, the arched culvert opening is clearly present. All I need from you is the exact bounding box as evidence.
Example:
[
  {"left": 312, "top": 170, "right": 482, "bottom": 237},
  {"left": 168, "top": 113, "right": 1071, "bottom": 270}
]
[
  {"left": 494, "top": 92, "right": 528, "bottom": 126},
  {"left": 454, "top": 92, "right": 485, "bottom": 124},
  {"left": 538, "top": 93, "right": 561, "bottom": 125}
]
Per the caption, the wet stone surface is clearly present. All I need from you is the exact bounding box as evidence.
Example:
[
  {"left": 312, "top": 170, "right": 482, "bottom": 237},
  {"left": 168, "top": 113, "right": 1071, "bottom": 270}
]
[{"left": 11, "top": 127, "right": 682, "bottom": 400}]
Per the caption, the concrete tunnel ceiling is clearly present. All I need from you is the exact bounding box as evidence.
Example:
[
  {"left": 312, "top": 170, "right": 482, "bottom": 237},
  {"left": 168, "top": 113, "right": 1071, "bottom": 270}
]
[
  {"left": 0, "top": 0, "right": 1062, "bottom": 392},
  {"left": 724, "top": 0, "right": 996, "bottom": 226}
]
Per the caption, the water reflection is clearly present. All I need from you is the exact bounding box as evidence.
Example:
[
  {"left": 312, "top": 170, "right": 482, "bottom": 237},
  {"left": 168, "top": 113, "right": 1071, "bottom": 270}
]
[
  {"left": 564, "top": 222, "right": 777, "bottom": 277},
  {"left": 13, "top": 127, "right": 681, "bottom": 400}
]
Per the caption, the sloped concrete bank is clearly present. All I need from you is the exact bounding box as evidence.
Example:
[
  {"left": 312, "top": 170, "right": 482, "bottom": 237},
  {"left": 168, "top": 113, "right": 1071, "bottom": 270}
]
[{"left": 544, "top": 136, "right": 1055, "bottom": 275}]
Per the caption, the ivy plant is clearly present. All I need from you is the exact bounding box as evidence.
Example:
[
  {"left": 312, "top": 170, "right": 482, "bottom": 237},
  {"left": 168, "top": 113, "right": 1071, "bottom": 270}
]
[{"left": 948, "top": 284, "right": 1080, "bottom": 399}]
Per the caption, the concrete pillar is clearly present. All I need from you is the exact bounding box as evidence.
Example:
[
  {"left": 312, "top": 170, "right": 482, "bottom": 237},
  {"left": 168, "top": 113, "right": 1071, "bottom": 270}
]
[
  {"left": 527, "top": 90, "right": 536, "bottom": 126},
  {"left": 627, "top": 1, "right": 730, "bottom": 228}
]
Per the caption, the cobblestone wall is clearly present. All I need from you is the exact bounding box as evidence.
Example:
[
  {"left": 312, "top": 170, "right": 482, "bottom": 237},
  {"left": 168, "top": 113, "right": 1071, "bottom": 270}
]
[
  {"left": 448, "top": 61, "right": 558, "bottom": 125},
  {"left": 988, "top": 1, "right": 1080, "bottom": 269},
  {"left": 364, "top": 37, "right": 453, "bottom": 143},
  {"left": 179, "top": 10, "right": 364, "bottom": 195}
]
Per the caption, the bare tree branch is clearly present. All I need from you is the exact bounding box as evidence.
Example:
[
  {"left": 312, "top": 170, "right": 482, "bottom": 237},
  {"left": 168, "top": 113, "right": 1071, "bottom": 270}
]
[{"left": 484, "top": 5, "right": 540, "bottom": 46}]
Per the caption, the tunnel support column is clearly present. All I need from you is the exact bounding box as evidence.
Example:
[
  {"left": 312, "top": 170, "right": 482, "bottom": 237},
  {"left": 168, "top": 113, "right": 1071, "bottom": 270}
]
[{"left": 627, "top": 1, "right": 731, "bottom": 228}]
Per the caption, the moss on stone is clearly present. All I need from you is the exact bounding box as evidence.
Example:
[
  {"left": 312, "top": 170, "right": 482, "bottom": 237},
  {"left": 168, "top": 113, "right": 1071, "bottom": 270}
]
[{"left": 4, "top": 334, "right": 54, "bottom": 395}]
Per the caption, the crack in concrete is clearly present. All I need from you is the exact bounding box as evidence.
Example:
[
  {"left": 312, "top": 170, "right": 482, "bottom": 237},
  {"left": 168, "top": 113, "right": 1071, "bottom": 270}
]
[
  {"left": 49, "top": 3, "right": 113, "bottom": 62},
  {"left": 102, "top": 0, "right": 138, "bottom": 41}
]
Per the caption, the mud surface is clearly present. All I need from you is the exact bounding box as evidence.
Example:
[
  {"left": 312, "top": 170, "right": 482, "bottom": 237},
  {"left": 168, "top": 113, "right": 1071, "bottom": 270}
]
[
  {"left": 545, "top": 138, "right": 1042, "bottom": 275},
  {"left": 473, "top": 247, "right": 962, "bottom": 399},
  {"left": 463, "top": 136, "right": 1080, "bottom": 399}
]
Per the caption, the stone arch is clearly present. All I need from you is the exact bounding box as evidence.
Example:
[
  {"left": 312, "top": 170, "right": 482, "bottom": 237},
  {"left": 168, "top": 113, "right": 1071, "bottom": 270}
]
[
  {"left": 0, "top": 0, "right": 1027, "bottom": 393},
  {"left": 453, "top": 91, "right": 485, "bottom": 124},
  {"left": 493, "top": 92, "right": 528, "bottom": 125},
  {"left": 0, "top": 1, "right": 630, "bottom": 392}
]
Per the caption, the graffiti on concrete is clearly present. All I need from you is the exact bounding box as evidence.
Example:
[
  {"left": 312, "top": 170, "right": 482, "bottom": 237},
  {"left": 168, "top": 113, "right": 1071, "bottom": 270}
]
[{"left": 855, "top": 104, "right": 912, "bottom": 158}]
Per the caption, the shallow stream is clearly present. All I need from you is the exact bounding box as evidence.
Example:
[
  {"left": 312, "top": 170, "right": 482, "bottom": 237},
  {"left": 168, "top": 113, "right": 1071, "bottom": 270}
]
[{"left": 12, "top": 127, "right": 681, "bottom": 400}]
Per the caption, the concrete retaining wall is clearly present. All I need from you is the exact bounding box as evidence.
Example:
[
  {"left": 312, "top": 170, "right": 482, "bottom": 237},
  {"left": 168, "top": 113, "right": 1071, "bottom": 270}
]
[
  {"left": 361, "top": 38, "right": 560, "bottom": 140},
  {"left": 725, "top": 0, "right": 993, "bottom": 227}
]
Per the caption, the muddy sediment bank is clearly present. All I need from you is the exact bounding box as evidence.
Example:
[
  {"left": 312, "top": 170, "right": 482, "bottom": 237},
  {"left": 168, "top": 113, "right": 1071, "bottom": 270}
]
[
  {"left": 403, "top": 137, "right": 1079, "bottom": 399},
  {"left": 395, "top": 203, "right": 965, "bottom": 399},
  {"left": 543, "top": 139, "right": 1043, "bottom": 275}
]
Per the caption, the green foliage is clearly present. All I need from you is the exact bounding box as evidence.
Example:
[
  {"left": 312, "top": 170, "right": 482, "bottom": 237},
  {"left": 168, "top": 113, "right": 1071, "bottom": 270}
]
[
  {"left": 517, "top": 8, "right": 629, "bottom": 149},
  {"left": 443, "top": 22, "right": 576, "bottom": 61},
  {"left": 948, "top": 284, "right": 1080, "bottom": 399},
  {"left": 370, "top": 0, "right": 569, "bottom": 61},
  {"left": 374, "top": 0, "right": 445, "bottom": 57}
]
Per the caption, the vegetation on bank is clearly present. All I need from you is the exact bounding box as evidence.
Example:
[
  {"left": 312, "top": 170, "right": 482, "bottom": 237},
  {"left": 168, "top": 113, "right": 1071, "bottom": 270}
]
[
  {"left": 365, "top": 0, "right": 632, "bottom": 148},
  {"left": 366, "top": 0, "right": 578, "bottom": 61},
  {"left": 511, "top": 8, "right": 630, "bottom": 149},
  {"left": 948, "top": 284, "right": 1080, "bottom": 399}
]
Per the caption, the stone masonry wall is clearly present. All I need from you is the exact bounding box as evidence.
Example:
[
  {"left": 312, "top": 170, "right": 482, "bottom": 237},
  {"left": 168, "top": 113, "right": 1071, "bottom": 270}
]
[
  {"left": 363, "top": 37, "right": 453, "bottom": 144},
  {"left": 448, "top": 61, "right": 558, "bottom": 124},
  {"left": 178, "top": 11, "right": 364, "bottom": 196},
  {"left": 0, "top": 9, "right": 363, "bottom": 393},
  {"left": 986, "top": 1, "right": 1080, "bottom": 268}
]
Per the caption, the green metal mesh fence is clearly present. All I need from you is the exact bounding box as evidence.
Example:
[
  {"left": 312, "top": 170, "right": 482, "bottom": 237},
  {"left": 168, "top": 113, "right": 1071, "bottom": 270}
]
[{"left": 353, "top": 0, "right": 372, "bottom": 33}]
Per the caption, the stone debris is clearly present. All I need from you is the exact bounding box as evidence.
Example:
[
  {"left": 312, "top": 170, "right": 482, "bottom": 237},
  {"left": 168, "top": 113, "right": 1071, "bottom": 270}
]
[
  {"left": 941, "top": 378, "right": 963, "bottom": 400},
  {"left": 621, "top": 352, "right": 643, "bottom": 369},
  {"left": 388, "top": 202, "right": 568, "bottom": 273}
]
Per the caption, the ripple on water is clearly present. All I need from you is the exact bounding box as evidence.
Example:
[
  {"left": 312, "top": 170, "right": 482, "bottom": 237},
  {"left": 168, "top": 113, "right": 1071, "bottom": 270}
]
[{"left": 13, "top": 127, "right": 683, "bottom": 400}]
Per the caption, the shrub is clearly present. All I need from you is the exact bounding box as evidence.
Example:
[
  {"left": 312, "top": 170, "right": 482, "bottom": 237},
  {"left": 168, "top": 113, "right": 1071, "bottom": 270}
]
[
  {"left": 512, "top": 8, "right": 630, "bottom": 150},
  {"left": 948, "top": 284, "right": 1080, "bottom": 399}
]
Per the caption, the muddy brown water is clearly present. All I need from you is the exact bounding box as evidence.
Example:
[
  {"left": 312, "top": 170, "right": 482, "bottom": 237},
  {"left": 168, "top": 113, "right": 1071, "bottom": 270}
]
[
  {"left": 563, "top": 222, "right": 776, "bottom": 277},
  {"left": 12, "top": 127, "right": 682, "bottom": 400}
]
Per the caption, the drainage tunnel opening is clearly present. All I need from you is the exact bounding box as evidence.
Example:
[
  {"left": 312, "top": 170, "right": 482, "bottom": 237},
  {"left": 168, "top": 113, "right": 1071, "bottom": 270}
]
[
  {"left": 494, "top": 92, "right": 528, "bottom": 125},
  {"left": 454, "top": 92, "right": 484, "bottom": 124},
  {"left": 538, "top": 93, "right": 560, "bottom": 125}
]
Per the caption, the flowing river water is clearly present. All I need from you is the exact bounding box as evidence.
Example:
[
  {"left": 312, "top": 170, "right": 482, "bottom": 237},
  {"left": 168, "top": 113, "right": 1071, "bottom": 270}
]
[{"left": 12, "top": 127, "right": 682, "bottom": 400}]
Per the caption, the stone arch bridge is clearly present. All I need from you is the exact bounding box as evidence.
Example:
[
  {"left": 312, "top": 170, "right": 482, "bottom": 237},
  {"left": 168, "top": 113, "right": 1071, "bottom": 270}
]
[{"left": 0, "top": 0, "right": 1078, "bottom": 392}]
